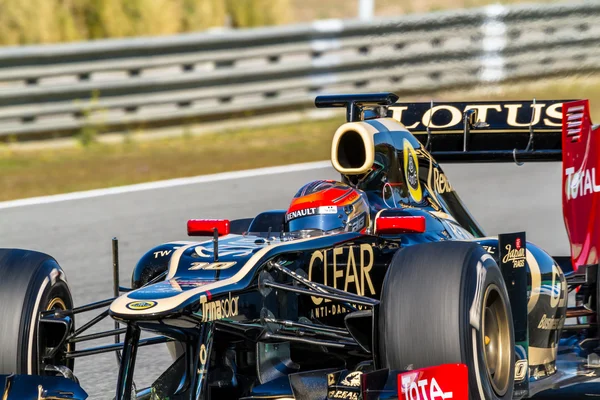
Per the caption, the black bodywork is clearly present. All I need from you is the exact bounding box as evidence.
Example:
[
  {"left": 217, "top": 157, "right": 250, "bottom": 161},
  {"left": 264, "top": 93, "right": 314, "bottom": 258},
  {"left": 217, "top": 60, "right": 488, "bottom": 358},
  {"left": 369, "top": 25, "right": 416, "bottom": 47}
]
[{"left": 2, "top": 93, "right": 598, "bottom": 400}]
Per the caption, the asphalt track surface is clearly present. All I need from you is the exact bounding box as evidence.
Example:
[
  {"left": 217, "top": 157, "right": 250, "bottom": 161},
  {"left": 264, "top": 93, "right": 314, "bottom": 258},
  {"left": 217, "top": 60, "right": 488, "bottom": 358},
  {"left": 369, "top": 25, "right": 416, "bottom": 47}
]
[{"left": 0, "top": 160, "right": 588, "bottom": 399}]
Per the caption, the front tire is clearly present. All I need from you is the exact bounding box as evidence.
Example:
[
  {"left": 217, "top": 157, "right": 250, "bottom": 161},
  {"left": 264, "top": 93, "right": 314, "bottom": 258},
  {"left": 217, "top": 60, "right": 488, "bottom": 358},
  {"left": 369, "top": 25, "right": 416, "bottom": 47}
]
[
  {"left": 378, "top": 241, "right": 514, "bottom": 400},
  {"left": 0, "top": 248, "right": 73, "bottom": 375}
]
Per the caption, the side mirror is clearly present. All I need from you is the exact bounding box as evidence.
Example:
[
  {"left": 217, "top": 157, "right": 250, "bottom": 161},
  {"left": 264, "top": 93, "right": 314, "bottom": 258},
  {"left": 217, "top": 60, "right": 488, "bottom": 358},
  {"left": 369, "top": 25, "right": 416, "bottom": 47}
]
[
  {"left": 187, "top": 219, "right": 230, "bottom": 236},
  {"left": 374, "top": 216, "right": 426, "bottom": 235}
]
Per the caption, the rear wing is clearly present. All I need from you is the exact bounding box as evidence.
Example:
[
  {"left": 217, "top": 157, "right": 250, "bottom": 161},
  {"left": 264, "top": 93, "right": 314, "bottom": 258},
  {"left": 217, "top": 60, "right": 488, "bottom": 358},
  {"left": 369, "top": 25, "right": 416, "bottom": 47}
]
[
  {"left": 391, "top": 100, "right": 567, "bottom": 163},
  {"left": 316, "top": 93, "right": 569, "bottom": 163}
]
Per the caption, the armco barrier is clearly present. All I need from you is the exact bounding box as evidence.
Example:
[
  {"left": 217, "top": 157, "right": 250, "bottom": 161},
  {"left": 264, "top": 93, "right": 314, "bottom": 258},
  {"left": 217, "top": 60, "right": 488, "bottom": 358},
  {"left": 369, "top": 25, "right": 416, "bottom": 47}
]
[{"left": 0, "top": 1, "right": 598, "bottom": 139}]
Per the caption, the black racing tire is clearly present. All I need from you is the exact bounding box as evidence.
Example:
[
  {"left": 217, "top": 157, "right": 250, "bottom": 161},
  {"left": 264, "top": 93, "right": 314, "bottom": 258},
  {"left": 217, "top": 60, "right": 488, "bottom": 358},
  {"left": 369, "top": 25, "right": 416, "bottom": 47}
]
[
  {"left": 0, "top": 248, "right": 74, "bottom": 375},
  {"left": 379, "top": 241, "right": 514, "bottom": 400}
]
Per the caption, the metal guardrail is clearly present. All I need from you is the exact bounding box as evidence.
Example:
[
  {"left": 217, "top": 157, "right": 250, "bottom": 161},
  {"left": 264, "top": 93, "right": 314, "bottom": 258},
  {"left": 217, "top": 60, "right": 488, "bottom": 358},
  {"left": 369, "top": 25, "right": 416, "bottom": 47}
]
[{"left": 0, "top": 1, "right": 598, "bottom": 140}]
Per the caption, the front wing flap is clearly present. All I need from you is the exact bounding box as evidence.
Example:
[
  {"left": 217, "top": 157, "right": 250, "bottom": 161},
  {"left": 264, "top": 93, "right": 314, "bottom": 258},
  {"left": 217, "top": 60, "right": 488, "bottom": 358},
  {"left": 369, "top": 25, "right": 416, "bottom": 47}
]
[{"left": 0, "top": 374, "right": 88, "bottom": 399}]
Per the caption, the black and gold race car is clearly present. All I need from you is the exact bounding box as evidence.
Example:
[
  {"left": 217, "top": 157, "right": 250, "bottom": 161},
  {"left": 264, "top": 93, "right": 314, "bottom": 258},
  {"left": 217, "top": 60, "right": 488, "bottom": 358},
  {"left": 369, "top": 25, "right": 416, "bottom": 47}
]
[{"left": 1, "top": 93, "right": 599, "bottom": 399}]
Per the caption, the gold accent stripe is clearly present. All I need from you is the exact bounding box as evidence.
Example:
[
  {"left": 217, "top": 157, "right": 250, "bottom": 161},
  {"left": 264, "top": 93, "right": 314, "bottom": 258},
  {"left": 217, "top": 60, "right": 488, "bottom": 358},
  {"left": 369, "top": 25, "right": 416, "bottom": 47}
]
[
  {"left": 375, "top": 117, "right": 409, "bottom": 132},
  {"left": 529, "top": 346, "right": 557, "bottom": 366},
  {"left": 527, "top": 249, "right": 541, "bottom": 314},
  {"left": 111, "top": 235, "right": 318, "bottom": 316},
  {"left": 166, "top": 243, "right": 204, "bottom": 280}
]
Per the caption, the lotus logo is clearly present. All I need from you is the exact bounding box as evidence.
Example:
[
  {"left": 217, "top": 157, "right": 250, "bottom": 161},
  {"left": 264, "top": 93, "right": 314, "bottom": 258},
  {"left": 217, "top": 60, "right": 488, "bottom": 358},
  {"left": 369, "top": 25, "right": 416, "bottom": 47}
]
[
  {"left": 126, "top": 300, "right": 157, "bottom": 310},
  {"left": 403, "top": 139, "right": 422, "bottom": 202}
]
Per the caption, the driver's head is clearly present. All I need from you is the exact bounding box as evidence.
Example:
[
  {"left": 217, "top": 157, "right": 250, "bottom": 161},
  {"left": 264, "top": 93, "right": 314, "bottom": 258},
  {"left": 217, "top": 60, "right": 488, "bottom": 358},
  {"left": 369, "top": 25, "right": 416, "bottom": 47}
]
[{"left": 285, "top": 180, "right": 370, "bottom": 234}]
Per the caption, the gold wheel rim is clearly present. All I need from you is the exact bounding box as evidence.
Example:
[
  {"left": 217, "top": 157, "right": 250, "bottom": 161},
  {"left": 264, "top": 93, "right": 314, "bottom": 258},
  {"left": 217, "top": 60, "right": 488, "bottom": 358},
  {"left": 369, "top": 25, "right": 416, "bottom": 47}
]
[
  {"left": 481, "top": 284, "right": 511, "bottom": 396},
  {"left": 43, "top": 296, "right": 72, "bottom": 364},
  {"left": 46, "top": 297, "right": 67, "bottom": 311}
]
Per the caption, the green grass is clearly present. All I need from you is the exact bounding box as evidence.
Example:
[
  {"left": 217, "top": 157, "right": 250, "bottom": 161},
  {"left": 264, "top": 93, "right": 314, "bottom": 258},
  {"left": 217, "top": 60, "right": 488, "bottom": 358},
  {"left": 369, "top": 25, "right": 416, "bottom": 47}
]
[
  {"left": 0, "top": 0, "right": 563, "bottom": 46},
  {"left": 290, "top": 0, "right": 561, "bottom": 23},
  {"left": 0, "top": 0, "right": 291, "bottom": 46},
  {"left": 0, "top": 119, "right": 339, "bottom": 201},
  {"left": 1, "top": 73, "right": 599, "bottom": 202}
]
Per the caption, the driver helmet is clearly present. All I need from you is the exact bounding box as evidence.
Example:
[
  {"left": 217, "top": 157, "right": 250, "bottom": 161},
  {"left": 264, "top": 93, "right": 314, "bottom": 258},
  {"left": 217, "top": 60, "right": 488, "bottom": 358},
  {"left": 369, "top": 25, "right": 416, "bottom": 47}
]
[{"left": 285, "top": 180, "right": 370, "bottom": 234}]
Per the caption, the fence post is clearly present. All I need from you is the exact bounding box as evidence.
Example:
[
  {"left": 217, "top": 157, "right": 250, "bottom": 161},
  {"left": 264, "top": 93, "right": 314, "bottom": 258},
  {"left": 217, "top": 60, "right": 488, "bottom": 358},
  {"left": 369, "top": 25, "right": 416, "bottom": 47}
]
[{"left": 358, "top": 0, "right": 374, "bottom": 20}]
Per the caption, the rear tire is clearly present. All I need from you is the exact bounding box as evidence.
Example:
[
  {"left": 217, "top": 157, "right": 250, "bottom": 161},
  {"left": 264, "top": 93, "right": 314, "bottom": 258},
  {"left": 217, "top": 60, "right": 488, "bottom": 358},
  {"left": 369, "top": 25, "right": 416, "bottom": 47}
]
[
  {"left": 0, "top": 248, "right": 74, "bottom": 375},
  {"left": 378, "top": 241, "right": 514, "bottom": 400}
]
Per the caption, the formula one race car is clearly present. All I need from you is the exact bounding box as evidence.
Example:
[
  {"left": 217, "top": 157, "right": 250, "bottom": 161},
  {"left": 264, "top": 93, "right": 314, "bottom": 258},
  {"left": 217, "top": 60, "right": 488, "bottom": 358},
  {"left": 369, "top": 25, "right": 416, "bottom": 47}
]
[{"left": 2, "top": 93, "right": 600, "bottom": 400}]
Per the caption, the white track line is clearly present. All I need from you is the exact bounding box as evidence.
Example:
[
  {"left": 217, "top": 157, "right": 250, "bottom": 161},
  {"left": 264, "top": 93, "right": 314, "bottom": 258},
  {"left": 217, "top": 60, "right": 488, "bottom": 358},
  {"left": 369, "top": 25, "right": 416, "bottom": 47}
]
[{"left": 0, "top": 160, "right": 331, "bottom": 210}]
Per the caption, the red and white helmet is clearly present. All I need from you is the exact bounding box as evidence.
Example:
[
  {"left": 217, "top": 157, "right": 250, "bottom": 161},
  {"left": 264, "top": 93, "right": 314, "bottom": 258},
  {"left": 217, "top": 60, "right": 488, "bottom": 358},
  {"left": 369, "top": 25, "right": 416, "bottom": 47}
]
[{"left": 285, "top": 180, "right": 370, "bottom": 234}]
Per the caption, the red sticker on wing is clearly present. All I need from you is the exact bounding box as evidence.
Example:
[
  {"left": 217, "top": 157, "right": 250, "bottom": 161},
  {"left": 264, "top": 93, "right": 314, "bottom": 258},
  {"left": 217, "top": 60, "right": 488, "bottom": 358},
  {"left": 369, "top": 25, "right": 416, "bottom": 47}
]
[{"left": 397, "top": 364, "right": 468, "bottom": 400}]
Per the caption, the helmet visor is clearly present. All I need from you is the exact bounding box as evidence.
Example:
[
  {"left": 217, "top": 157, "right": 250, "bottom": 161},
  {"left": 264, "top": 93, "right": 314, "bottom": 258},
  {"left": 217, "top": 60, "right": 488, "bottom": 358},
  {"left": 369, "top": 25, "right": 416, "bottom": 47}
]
[{"left": 287, "top": 214, "right": 345, "bottom": 233}]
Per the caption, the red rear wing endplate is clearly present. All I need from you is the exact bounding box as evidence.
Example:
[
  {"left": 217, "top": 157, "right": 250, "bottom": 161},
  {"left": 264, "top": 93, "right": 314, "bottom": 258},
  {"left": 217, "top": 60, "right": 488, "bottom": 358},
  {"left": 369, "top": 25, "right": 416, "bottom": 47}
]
[{"left": 562, "top": 99, "right": 600, "bottom": 272}]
